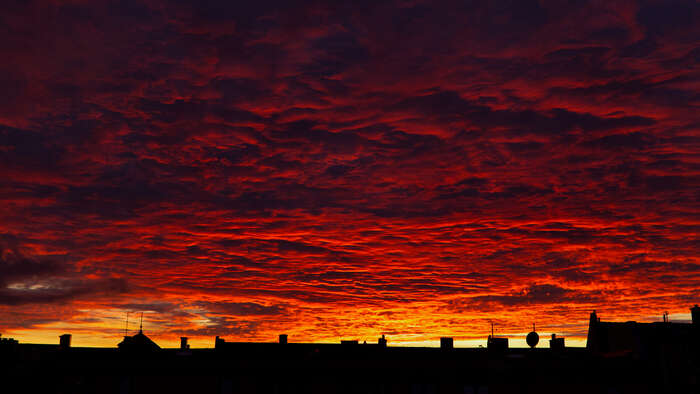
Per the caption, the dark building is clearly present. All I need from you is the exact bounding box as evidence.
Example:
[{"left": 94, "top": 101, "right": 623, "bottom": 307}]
[
  {"left": 586, "top": 307, "right": 700, "bottom": 391},
  {"left": 59, "top": 334, "right": 71, "bottom": 349},
  {"left": 487, "top": 335, "right": 508, "bottom": 352},
  {"left": 440, "top": 337, "right": 454, "bottom": 349},
  {"left": 549, "top": 334, "right": 565, "bottom": 351},
  {"left": 117, "top": 329, "right": 161, "bottom": 352},
  {"left": 0, "top": 334, "right": 19, "bottom": 346},
  {"left": 1, "top": 307, "right": 698, "bottom": 393},
  {"left": 586, "top": 309, "right": 698, "bottom": 357}
]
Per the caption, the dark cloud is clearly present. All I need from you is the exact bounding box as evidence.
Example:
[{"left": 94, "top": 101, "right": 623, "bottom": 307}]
[
  {"left": 0, "top": 0, "right": 697, "bottom": 345},
  {"left": 197, "top": 301, "right": 285, "bottom": 316},
  {"left": 0, "top": 236, "right": 128, "bottom": 305},
  {"left": 0, "top": 278, "right": 128, "bottom": 306},
  {"left": 0, "top": 238, "right": 64, "bottom": 283},
  {"left": 469, "top": 284, "right": 600, "bottom": 307}
]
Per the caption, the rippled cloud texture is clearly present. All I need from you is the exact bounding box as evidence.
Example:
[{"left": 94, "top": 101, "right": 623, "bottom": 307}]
[{"left": 1, "top": 0, "right": 698, "bottom": 347}]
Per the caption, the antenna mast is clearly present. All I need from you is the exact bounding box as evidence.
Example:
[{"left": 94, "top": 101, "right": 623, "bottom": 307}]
[
  {"left": 125, "top": 312, "right": 130, "bottom": 337},
  {"left": 139, "top": 312, "right": 143, "bottom": 333}
]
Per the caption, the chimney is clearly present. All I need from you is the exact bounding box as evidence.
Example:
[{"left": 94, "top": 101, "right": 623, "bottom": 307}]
[
  {"left": 180, "top": 337, "right": 189, "bottom": 350},
  {"left": 487, "top": 335, "right": 508, "bottom": 352},
  {"left": 586, "top": 310, "right": 600, "bottom": 351},
  {"left": 691, "top": 305, "right": 700, "bottom": 325},
  {"left": 590, "top": 310, "right": 598, "bottom": 325},
  {"left": 440, "top": 337, "right": 454, "bottom": 349},
  {"left": 378, "top": 334, "right": 387, "bottom": 348},
  {"left": 215, "top": 336, "right": 225, "bottom": 349},
  {"left": 549, "top": 333, "right": 565, "bottom": 350},
  {"left": 59, "top": 334, "right": 71, "bottom": 349},
  {"left": 279, "top": 334, "right": 288, "bottom": 344}
]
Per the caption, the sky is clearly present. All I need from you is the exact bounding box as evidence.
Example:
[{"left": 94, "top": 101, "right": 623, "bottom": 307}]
[{"left": 0, "top": 0, "right": 698, "bottom": 348}]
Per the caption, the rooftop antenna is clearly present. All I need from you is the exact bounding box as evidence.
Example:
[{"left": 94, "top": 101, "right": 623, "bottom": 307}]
[
  {"left": 490, "top": 321, "right": 495, "bottom": 337},
  {"left": 526, "top": 323, "right": 540, "bottom": 348},
  {"left": 125, "top": 312, "right": 130, "bottom": 337},
  {"left": 139, "top": 312, "right": 143, "bottom": 333},
  {"left": 663, "top": 311, "right": 669, "bottom": 323}
]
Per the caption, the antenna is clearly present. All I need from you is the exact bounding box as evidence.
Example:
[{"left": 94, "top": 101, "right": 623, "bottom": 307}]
[
  {"left": 533, "top": 323, "right": 536, "bottom": 331},
  {"left": 491, "top": 321, "right": 495, "bottom": 337},
  {"left": 139, "top": 312, "right": 143, "bottom": 333},
  {"left": 125, "top": 312, "right": 129, "bottom": 337}
]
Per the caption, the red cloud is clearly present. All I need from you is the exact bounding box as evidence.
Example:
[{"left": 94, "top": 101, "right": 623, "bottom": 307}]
[{"left": 0, "top": 0, "right": 698, "bottom": 347}]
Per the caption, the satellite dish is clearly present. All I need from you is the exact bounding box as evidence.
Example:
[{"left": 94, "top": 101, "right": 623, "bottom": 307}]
[{"left": 526, "top": 324, "right": 539, "bottom": 348}]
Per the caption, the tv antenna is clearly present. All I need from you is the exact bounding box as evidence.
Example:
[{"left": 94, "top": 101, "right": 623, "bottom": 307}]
[
  {"left": 125, "top": 312, "right": 130, "bottom": 336},
  {"left": 139, "top": 312, "right": 144, "bottom": 333}
]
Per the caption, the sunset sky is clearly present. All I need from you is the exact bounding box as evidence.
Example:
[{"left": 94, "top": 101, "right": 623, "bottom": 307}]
[{"left": 0, "top": 0, "right": 698, "bottom": 348}]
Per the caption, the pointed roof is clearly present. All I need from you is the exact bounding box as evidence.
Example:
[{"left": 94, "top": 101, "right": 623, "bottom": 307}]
[{"left": 118, "top": 329, "right": 160, "bottom": 351}]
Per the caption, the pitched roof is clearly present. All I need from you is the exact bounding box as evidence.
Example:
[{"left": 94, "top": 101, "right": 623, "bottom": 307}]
[{"left": 118, "top": 330, "right": 161, "bottom": 351}]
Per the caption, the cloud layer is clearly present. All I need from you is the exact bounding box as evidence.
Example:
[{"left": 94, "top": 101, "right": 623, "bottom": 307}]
[{"left": 0, "top": 0, "right": 698, "bottom": 347}]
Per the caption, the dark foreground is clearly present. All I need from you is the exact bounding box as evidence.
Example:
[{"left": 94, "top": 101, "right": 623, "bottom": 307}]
[{"left": 2, "top": 341, "right": 698, "bottom": 394}]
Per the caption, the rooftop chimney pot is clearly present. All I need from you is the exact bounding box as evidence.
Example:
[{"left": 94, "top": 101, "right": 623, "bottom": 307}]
[
  {"left": 59, "top": 334, "right": 71, "bottom": 349},
  {"left": 440, "top": 337, "right": 454, "bottom": 349}
]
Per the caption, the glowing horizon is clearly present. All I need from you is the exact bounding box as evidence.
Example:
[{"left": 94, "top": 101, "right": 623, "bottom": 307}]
[{"left": 3, "top": 308, "right": 695, "bottom": 349}]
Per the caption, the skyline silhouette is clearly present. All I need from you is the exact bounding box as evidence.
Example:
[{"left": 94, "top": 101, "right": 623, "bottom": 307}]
[
  {"left": 1, "top": 0, "right": 698, "bottom": 354},
  {"left": 3, "top": 306, "right": 698, "bottom": 350},
  {"left": 2, "top": 306, "right": 698, "bottom": 393}
]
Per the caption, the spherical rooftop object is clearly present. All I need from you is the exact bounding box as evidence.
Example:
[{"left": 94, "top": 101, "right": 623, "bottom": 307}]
[{"left": 526, "top": 331, "right": 539, "bottom": 348}]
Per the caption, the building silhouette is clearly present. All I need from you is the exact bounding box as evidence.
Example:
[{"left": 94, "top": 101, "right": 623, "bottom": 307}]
[
  {"left": 1, "top": 306, "right": 698, "bottom": 393},
  {"left": 586, "top": 306, "right": 700, "bottom": 391},
  {"left": 117, "top": 313, "right": 160, "bottom": 352},
  {"left": 0, "top": 333, "right": 19, "bottom": 346},
  {"left": 117, "top": 329, "right": 161, "bottom": 352}
]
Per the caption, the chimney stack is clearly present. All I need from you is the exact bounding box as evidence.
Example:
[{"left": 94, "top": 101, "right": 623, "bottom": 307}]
[
  {"left": 59, "top": 334, "right": 71, "bottom": 349},
  {"left": 549, "top": 333, "right": 565, "bottom": 350},
  {"left": 180, "top": 337, "right": 189, "bottom": 350},
  {"left": 590, "top": 310, "right": 598, "bottom": 325},
  {"left": 691, "top": 305, "right": 700, "bottom": 325},
  {"left": 279, "top": 334, "right": 288, "bottom": 344},
  {"left": 487, "top": 336, "right": 508, "bottom": 352},
  {"left": 378, "top": 334, "right": 387, "bottom": 348},
  {"left": 440, "top": 337, "right": 454, "bottom": 349}
]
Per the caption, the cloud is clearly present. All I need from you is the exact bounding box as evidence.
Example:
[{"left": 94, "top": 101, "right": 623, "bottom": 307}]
[
  {"left": 470, "top": 284, "right": 598, "bottom": 307},
  {"left": 196, "top": 301, "right": 286, "bottom": 316},
  {"left": 0, "top": 0, "right": 697, "bottom": 345},
  {"left": 0, "top": 278, "right": 128, "bottom": 306},
  {"left": 0, "top": 236, "right": 128, "bottom": 305},
  {"left": 0, "top": 238, "right": 64, "bottom": 282}
]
